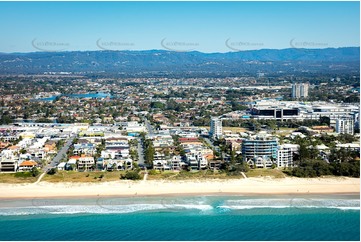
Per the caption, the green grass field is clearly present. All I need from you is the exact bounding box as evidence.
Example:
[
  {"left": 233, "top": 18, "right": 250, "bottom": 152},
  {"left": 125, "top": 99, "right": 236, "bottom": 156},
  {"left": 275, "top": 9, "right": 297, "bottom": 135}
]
[
  {"left": 42, "top": 170, "right": 133, "bottom": 182},
  {"left": 0, "top": 168, "right": 287, "bottom": 183},
  {"left": 147, "top": 170, "right": 245, "bottom": 180},
  {"left": 200, "top": 126, "right": 248, "bottom": 133},
  {"left": 246, "top": 169, "right": 287, "bottom": 178},
  {"left": 275, "top": 127, "right": 297, "bottom": 136},
  {"left": 0, "top": 172, "right": 38, "bottom": 183}
]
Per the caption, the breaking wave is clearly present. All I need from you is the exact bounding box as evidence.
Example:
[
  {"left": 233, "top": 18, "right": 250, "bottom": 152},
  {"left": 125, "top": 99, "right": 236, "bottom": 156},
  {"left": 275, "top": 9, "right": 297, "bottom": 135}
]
[
  {"left": 0, "top": 203, "right": 213, "bottom": 216},
  {"left": 0, "top": 197, "right": 359, "bottom": 216},
  {"left": 217, "top": 198, "right": 360, "bottom": 211}
]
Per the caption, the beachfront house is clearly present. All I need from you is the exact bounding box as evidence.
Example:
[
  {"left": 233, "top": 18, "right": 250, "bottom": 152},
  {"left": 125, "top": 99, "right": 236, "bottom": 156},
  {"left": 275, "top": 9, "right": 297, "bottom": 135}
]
[
  {"left": 153, "top": 159, "right": 170, "bottom": 171},
  {"left": 57, "top": 162, "right": 67, "bottom": 171},
  {"left": 18, "top": 160, "right": 37, "bottom": 172},
  {"left": 96, "top": 158, "right": 105, "bottom": 170},
  {"left": 65, "top": 159, "right": 77, "bottom": 171},
  {"left": 77, "top": 156, "right": 95, "bottom": 171},
  {"left": 0, "top": 149, "right": 19, "bottom": 172},
  {"left": 169, "top": 156, "right": 182, "bottom": 170},
  {"left": 186, "top": 153, "right": 208, "bottom": 170},
  {"left": 73, "top": 143, "right": 96, "bottom": 156},
  {"left": 0, "top": 158, "right": 18, "bottom": 172}
]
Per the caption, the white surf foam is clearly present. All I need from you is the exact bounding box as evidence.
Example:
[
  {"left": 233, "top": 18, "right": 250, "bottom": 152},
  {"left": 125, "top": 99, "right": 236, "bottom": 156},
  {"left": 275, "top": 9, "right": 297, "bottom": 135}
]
[
  {"left": 219, "top": 198, "right": 360, "bottom": 211},
  {"left": 1, "top": 197, "right": 359, "bottom": 216},
  {"left": 0, "top": 203, "right": 213, "bottom": 216}
]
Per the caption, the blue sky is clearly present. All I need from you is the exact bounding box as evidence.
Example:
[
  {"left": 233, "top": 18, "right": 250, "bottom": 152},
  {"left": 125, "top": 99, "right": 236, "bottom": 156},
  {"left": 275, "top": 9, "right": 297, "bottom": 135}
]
[{"left": 0, "top": 1, "right": 359, "bottom": 53}]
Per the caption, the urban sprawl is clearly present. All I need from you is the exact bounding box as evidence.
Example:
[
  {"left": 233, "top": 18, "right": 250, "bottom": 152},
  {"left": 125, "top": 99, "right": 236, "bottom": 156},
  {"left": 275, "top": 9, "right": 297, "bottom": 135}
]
[{"left": 0, "top": 76, "right": 359, "bottom": 180}]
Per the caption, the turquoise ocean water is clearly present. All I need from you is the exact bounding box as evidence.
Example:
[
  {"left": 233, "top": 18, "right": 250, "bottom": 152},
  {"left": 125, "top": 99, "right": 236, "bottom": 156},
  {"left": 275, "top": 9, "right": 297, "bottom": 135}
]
[
  {"left": 37, "top": 92, "right": 112, "bottom": 101},
  {"left": 0, "top": 195, "right": 359, "bottom": 241}
]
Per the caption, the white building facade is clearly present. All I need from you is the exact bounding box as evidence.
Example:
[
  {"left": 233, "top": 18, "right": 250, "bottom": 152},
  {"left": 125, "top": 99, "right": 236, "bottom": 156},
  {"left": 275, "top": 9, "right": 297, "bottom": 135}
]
[
  {"left": 277, "top": 144, "right": 299, "bottom": 168},
  {"left": 336, "top": 118, "right": 354, "bottom": 135},
  {"left": 292, "top": 83, "right": 309, "bottom": 99},
  {"left": 209, "top": 117, "right": 222, "bottom": 140}
]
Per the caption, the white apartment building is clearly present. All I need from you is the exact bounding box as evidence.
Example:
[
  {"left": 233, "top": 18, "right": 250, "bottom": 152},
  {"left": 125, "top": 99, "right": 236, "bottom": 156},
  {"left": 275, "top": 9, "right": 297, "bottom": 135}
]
[
  {"left": 209, "top": 117, "right": 222, "bottom": 140},
  {"left": 336, "top": 118, "right": 354, "bottom": 135},
  {"left": 0, "top": 149, "right": 19, "bottom": 172},
  {"left": 186, "top": 153, "right": 207, "bottom": 170},
  {"left": 242, "top": 134, "right": 278, "bottom": 168},
  {"left": 277, "top": 144, "right": 299, "bottom": 168},
  {"left": 77, "top": 157, "right": 95, "bottom": 170},
  {"left": 292, "top": 83, "right": 309, "bottom": 99}
]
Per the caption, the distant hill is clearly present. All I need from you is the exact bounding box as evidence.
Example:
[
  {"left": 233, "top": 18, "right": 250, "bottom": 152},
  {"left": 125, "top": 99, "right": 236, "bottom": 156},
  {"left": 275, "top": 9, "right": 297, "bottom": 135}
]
[{"left": 0, "top": 47, "right": 359, "bottom": 76}]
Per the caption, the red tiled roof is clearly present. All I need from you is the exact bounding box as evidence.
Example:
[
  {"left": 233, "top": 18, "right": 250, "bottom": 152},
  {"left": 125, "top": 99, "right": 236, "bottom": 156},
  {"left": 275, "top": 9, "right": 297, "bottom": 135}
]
[
  {"left": 19, "top": 160, "right": 37, "bottom": 166},
  {"left": 179, "top": 138, "right": 200, "bottom": 143},
  {"left": 69, "top": 156, "right": 81, "bottom": 160}
]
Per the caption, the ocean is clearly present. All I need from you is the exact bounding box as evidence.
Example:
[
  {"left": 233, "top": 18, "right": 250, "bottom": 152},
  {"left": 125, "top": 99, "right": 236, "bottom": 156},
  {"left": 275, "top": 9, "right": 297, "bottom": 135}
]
[{"left": 0, "top": 195, "right": 359, "bottom": 241}]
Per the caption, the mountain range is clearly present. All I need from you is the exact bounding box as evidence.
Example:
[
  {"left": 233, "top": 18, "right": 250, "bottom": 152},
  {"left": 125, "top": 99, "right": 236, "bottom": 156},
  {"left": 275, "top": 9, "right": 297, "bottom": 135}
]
[{"left": 0, "top": 47, "right": 359, "bottom": 77}]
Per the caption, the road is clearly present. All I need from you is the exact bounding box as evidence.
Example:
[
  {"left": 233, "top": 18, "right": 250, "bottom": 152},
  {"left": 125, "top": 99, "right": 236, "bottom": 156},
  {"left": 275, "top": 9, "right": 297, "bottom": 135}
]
[
  {"left": 204, "top": 137, "right": 220, "bottom": 152},
  {"left": 42, "top": 133, "right": 77, "bottom": 172},
  {"left": 35, "top": 133, "right": 77, "bottom": 183},
  {"left": 203, "top": 137, "right": 228, "bottom": 161},
  {"left": 144, "top": 119, "right": 155, "bottom": 136},
  {"left": 136, "top": 138, "right": 148, "bottom": 180}
]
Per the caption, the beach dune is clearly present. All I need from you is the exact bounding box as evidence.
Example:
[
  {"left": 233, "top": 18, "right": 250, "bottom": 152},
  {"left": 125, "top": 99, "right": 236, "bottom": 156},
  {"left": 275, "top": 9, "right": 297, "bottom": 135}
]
[{"left": 0, "top": 177, "right": 359, "bottom": 199}]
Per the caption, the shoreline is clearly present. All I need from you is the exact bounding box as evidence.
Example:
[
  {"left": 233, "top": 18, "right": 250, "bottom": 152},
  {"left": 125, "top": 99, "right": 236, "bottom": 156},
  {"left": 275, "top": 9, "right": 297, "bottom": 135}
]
[
  {"left": 1, "top": 192, "right": 360, "bottom": 201},
  {"left": 0, "top": 177, "right": 359, "bottom": 199}
]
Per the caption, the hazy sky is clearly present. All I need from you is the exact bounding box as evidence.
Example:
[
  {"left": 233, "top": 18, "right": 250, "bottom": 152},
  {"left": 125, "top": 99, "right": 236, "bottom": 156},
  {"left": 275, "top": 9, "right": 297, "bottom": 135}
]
[{"left": 0, "top": 1, "right": 359, "bottom": 53}]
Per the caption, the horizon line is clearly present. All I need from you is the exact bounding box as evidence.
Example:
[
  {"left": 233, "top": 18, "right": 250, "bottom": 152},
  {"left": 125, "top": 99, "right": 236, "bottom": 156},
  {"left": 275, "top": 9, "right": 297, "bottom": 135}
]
[{"left": 0, "top": 46, "right": 360, "bottom": 55}]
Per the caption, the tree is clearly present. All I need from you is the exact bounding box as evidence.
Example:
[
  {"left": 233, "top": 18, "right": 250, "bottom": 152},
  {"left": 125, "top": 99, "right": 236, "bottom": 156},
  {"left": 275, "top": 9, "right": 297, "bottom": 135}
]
[
  {"left": 239, "top": 161, "right": 250, "bottom": 172},
  {"left": 150, "top": 102, "right": 166, "bottom": 110},
  {"left": 298, "top": 142, "right": 309, "bottom": 162},
  {"left": 329, "top": 148, "right": 354, "bottom": 164},
  {"left": 47, "top": 168, "right": 57, "bottom": 175},
  {"left": 291, "top": 159, "right": 332, "bottom": 178},
  {"left": 143, "top": 139, "right": 155, "bottom": 168},
  {"left": 230, "top": 101, "right": 248, "bottom": 111},
  {"left": 225, "top": 160, "right": 250, "bottom": 176},
  {"left": 120, "top": 171, "right": 141, "bottom": 180},
  {"left": 19, "top": 148, "right": 27, "bottom": 154},
  {"left": 35, "top": 118, "right": 53, "bottom": 123},
  {"left": 268, "top": 120, "right": 277, "bottom": 132},
  {"left": 30, "top": 167, "right": 40, "bottom": 177},
  {"left": 337, "top": 134, "right": 357, "bottom": 143},
  {"left": 213, "top": 149, "right": 220, "bottom": 157},
  {"left": 319, "top": 116, "right": 330, "bottom": 126},
  {"left": 0, "top": 115, "right": 13, "bottom": 125},
  {"left": 230, "top": 150, "right": 236, "bottom": 163},
  {"left": 313, "top": 160, "right": 332, "bottom": 176},
  {"left": 179, "top": 148, "right": 186, "bottom": 156},
  {"left": 166, "top": 100, "right": 177, "bottom": 110},
  {"left": 252, "top": 121, "right": 261, "bottom": 132},
  {"left": 344, "top": 94, "right": 359, "bottom": 103},
  {"left": 68, "top": 164, "right": 77, "bottom": 171},
  {"left": 133, "top": 162, "right": 139, "bottom": 169}
]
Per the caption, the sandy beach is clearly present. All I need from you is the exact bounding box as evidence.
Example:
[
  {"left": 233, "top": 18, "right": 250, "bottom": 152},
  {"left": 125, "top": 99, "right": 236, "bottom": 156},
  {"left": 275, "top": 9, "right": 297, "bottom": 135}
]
[{"left": 0, "top": 177, "right": 359, "bottom": 199}]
